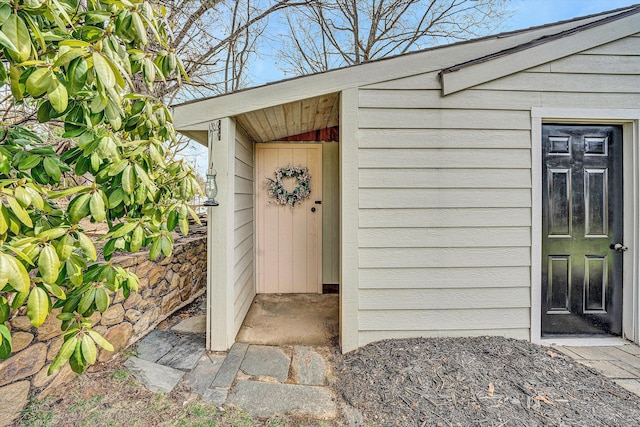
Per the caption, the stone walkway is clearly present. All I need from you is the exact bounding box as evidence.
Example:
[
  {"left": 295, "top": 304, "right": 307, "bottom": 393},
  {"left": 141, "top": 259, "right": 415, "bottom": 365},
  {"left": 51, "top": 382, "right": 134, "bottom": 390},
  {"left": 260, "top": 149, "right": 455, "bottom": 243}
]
[
  {"left": 555, "top": 343, "right": 640, "bottom": 396},
  {"left": 124, "top": 312, "right": 640, "bottom": 422},
  {"left": 124, "top": 315, "right": 340, "bottom": 420}
]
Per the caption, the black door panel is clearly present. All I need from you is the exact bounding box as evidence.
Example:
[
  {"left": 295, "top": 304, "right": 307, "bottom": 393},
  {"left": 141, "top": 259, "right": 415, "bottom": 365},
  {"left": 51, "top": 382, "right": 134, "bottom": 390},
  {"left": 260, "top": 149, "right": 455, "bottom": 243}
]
[{"left": 541, "top": 125, "right": 623, "bottom": 336}]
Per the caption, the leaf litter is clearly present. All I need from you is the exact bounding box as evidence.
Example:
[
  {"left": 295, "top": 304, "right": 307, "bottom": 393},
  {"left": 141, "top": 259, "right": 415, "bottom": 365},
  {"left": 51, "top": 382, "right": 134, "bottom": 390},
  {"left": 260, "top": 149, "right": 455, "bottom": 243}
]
[{"left": 334, "top": 336, "right": 640, "bottom": 426}]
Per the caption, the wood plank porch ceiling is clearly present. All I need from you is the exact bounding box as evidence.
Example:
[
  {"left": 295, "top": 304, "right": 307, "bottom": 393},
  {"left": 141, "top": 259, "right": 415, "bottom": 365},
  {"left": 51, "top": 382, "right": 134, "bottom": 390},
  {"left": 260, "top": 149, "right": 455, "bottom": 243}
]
[{"left": 234, "top": 92, "right": 340, "bottom": 143}]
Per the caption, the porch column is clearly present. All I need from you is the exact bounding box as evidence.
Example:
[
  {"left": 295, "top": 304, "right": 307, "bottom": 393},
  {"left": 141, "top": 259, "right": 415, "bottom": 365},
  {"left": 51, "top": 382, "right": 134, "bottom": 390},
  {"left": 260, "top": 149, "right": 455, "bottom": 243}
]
[
  {"left": 206, "top": 117, "right": 236, "bottom": 351},
  {"left": 340, "top": 88, "right": 360, "bottom": 352}
]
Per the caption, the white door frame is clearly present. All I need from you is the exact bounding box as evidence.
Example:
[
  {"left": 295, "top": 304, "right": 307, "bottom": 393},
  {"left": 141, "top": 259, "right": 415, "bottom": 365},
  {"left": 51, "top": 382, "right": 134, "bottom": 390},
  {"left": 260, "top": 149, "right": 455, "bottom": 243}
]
[{"left": 531, "top": 107, "right": 640, "bottom": 345}]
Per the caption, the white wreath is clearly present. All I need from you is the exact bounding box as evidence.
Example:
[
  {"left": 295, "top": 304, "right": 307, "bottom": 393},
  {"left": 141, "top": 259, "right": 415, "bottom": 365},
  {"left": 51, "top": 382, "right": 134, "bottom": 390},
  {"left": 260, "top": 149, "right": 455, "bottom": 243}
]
[{"left": 265, "top": 164, "right": 311, "bottom": 208}]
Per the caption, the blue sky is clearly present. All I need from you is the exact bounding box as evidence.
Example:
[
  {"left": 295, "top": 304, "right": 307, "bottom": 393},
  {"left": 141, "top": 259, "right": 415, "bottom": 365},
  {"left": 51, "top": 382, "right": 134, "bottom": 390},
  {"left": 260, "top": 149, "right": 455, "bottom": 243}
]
[{"left": 505, "top": 0, "right": 637, "bottom": 31}]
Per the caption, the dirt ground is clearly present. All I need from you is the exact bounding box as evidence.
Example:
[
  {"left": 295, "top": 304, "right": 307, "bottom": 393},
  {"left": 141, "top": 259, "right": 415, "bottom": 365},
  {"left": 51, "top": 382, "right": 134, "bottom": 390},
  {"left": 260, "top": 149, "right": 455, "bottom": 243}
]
[
  {"left": 335, "top": 336, "right": 640, "bottom": 426},
  {"left": 17, "top": 296, "right": 640, "bottom": 426}
]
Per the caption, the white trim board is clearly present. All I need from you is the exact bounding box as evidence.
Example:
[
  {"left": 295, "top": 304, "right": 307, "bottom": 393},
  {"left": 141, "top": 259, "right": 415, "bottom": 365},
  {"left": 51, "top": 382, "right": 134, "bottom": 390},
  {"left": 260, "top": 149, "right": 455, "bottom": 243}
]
[{"left": 530, "top": 107, "right": 640, "bottom": 346}]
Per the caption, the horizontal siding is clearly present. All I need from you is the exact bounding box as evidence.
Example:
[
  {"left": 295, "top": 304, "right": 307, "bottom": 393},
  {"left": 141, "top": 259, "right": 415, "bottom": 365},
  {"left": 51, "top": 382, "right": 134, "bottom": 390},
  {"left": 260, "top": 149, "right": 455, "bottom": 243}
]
[
  {"left": 531, "top": 54, "right": 640, "bottom": 75},
  {"left": 359, "top": 89, "right": 542, "bottom": 110},
  {"left": 359, "top": 266, "right": 531, "bottom": 289},
  {"left": 584, "top": 35, "right": 640, "bottom": 55},
  {"left": 359, "top": 108, "right": 531, "bottom": 130},
  {"left": 359, "top": 329, "right": 530, "bottom": 346},
  {"left": 479, "top": 72, "right": 640, "bottom": 93},
  {"left": 359, "top": 168, "right": 531, "bottom": 188},
  {"left": 358, "top": 227, "right": 531, "bottom": 248},
  {"left": 359, "top": 308, "right": 530, "bottom": 330},
  {"left": 359, "top": 188, "right": 531, "bottom": 208},
  {"left": 360, "top": 88, "right": 640, "bottom": 110},
  {"left": 359, "top": 208, "right": 531, "bottom": 227},
  {"left": 359, "top": 287, "right": 530, "bottom": 310},
  {"left": 359, "top": 148, "right": 531, "bottom": 168},
  {"left": 233, "top": 127, "right": 255, "bottom": 337},
  {"left": 351, "top": 35, "right": 640, "bottom": 345},
  {"left": 360, "top": 247, "right": 530, "bottom": 268},
  {"left": 359, "top": 129, "right": 531, "bottom": 149}
]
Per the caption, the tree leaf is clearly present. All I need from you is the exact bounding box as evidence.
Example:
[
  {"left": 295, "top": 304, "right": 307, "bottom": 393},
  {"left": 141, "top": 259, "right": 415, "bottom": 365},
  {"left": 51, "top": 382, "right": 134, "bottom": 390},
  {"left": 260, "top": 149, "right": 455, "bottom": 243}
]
[
  {"left": 66, "top": 257, "right": 83, "bottom": 286},
  {"left": 43, "top": 157, "right": 62, "bottom": 182},
  {"left": 43, "top": 282, "right": 66, "bottom": 300},
  {"left": 26, "top": 68, "right": 52, "bottom": 97},
  {"left": 81, "top": 334, "right": 97, "bottom": 364},
  {"left": 89, "top": 191, "right": 106, "bottom": 222},
  {"left": 49, "top": 336, "right": 77, "bottom": 374},
  {"left": 67, "top": 56, "right": 88, "bottom": 95},
  {"left": 92, "top": 52, "right": 116, "bottom": 88},
  {"left": 38, "top": 244, "right": 61, "bottom": 284},
  {"left": 0, "top": 296, "right": 9, "bottom": 324},
  {"left": 77, "top": 288, "right": 95, "bottom": 314},
  {"left": 0, "top": 325, "right": 12, "bottom": 359},
  {"left": 167, "top": 210, "right": 178, "bottom": 231},
  {"left": 7, "top": 195, "right": 32, "bottom": 227},
  {"left": 94, "top": 286, "right": 109, "bottom": 312},
  {"left": 130, "top": 224, "right": 144, "bottom": 251},
  {"left": 53, "top": 47, "right": 87, "bottom": 68},
  {"left": 0, "top": 253, "right": 30, "bottom": 293},
  {"left": 18, "top": 154, "right": 42, "bottom": 170},
  {"left": 56, "top": 234, "right": 74, "bottom": 260},
  {"left": 68, "top": 193, "right": 90, "bottom": 224},
  {"left": 121, "top": 164, "right": 135, "bottom": 195},
  {"left": 47, "top": 77, "right": 68, "bottom": 113},
  {"left": 2, "top": 15, "right": 32, "bottom": 62},
  {"left": 87, "top": 330, "right": 114, "bottom": 351},
  {"left": 77, "top": 232, "right": 97, "bottom": 261},
  {"left": 149, "top": 237, "right": 161, "bottom": 260},
  {"left": 27, "top": 286, "right": 50, "bottom": 327},
  {"left": 160, "top": 235, "right": 172, "bottom": 257},
  {"left": 107, "top": 188, "right": 124, "bottom": 208}
]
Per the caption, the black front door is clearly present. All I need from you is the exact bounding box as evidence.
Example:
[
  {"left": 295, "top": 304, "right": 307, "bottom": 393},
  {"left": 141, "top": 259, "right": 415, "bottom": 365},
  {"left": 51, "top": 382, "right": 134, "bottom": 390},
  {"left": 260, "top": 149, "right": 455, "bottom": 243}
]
[{"left": 541, "top": 124, "right": 623, "bottom": 336}]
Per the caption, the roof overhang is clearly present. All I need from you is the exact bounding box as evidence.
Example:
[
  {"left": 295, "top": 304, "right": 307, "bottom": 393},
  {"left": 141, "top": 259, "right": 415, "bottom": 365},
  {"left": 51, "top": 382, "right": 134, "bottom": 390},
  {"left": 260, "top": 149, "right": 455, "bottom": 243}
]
[
  {"left": 440, "top": 7, "right": 640, "bottom": 95},
  {"left": 172, "top": 5, "right": 639, "bottom": 145}
]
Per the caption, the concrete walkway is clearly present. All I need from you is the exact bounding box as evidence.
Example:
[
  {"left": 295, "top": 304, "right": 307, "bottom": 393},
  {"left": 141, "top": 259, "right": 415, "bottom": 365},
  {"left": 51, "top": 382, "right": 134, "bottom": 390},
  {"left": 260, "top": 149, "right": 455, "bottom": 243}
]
[
  {"left": 555, "top": 343, "right": 640, "bottom": 396},
  {"left": 124, "top": 315, "right": 341, "bottom": 421}
]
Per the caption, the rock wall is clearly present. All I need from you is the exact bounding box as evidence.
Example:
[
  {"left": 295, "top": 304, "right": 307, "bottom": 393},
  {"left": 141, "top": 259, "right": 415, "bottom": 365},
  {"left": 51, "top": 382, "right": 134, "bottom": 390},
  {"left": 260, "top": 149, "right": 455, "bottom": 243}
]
[{"left": 0, "top": 230, "right": 207, "bottom": 427}]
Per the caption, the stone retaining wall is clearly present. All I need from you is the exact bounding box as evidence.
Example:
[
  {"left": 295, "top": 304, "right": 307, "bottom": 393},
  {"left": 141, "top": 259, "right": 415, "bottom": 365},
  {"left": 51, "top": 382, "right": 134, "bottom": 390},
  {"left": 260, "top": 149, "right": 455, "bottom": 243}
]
[{"left": 0, "top": 230, "right": 207, "bottom": 426}]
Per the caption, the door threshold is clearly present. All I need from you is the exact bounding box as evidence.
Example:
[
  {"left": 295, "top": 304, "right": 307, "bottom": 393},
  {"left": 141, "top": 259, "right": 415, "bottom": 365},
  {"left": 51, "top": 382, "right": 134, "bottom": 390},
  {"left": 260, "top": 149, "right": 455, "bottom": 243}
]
[{"left": 539, "top": 336, "right": 629, "bottom": 347}]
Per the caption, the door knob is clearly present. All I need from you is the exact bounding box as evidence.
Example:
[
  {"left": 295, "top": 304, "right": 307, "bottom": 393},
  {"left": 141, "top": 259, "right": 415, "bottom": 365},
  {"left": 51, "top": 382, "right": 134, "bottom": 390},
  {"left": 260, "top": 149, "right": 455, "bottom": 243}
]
[
  {"left": 611, "top": 243, "right": 628, "bottom": 252},
  {"left": 311, "top": 207, "right": 316, "bottom": 212}
]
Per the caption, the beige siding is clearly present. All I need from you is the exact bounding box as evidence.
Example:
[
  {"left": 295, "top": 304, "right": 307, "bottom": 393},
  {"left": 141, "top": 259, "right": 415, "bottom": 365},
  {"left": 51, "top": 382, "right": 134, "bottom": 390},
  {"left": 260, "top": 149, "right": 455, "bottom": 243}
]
[
  {"left": 354, "top": 34, "right": 640, "bottom": 347},
  {"left": 233, "top": 128, "right": 255, "bottom": 332}
]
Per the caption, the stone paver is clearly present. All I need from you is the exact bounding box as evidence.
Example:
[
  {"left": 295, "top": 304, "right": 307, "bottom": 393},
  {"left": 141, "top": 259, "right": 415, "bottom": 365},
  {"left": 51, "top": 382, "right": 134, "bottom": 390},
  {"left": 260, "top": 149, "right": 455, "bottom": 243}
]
[
  {"left": 559, "top": 343, "right": 640, "bottom": 397},
  {"left": 580, "top": 360, "right": 638, "bottom": 379},
  {"left": 614, "top": 379, "right": 640, "bottom": 395},
  {"left": 293, "top": 346, "right": 327, "bottom": 385},
  {"left": 226, "top": 380, "right": 337, "bottom": 419},
  {"left": 172, "top": 315, "right": 206, "bottom": 334},
  {"left": 211, "top": 343, "right": 248, "bottom": 388},
  {"left": 183, "top": 354, "right": 225, "bottom": 395},
  {"left": 240, "top": 345, "right": 290, "bottom": 383},
  {"left": 136, "top": 330, "right": 180, "bottom": 362},
  {"left": 125, "top": 357, "right": 184, "bottom": 393},
  {"left": 202, "top": 387, "right": 229, "bottom": 406},
  {"left": 157, "top": 334, "right": 206, "bottom": 371}
]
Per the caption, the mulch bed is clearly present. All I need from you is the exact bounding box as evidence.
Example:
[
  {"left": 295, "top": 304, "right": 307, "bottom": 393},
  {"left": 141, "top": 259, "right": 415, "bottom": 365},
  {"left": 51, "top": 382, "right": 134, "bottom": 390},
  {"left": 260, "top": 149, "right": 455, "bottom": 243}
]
[{"left": 334, "top": 336, "right": 640, "bottom": 426}]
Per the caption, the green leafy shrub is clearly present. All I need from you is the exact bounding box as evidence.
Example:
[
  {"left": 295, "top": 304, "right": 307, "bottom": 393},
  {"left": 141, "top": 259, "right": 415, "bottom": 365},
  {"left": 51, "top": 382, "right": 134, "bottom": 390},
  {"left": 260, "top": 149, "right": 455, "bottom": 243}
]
[{"left": 0, "top": 0, "right": 200, "bottom": 374}]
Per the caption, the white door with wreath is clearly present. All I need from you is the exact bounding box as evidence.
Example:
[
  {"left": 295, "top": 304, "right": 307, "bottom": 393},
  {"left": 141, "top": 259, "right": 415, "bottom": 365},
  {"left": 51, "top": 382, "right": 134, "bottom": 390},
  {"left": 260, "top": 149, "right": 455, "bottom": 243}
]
[{"left": 255, "top": 144, "right": 322, "bottom": 293}]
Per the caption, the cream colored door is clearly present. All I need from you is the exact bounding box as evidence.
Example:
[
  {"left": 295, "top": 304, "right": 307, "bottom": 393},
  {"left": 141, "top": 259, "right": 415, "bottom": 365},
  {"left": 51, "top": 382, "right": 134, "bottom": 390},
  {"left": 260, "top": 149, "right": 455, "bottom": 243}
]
[{"left": 256, "top": 144, "right": 322, "bottom": 293}]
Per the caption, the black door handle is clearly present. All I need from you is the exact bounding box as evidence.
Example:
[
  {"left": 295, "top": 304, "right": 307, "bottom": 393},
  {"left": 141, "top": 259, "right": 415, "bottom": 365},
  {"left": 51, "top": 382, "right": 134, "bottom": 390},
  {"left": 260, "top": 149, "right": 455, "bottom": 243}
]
[{"left": 311, "top": 207, "right": 316, "bottom": 212}]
